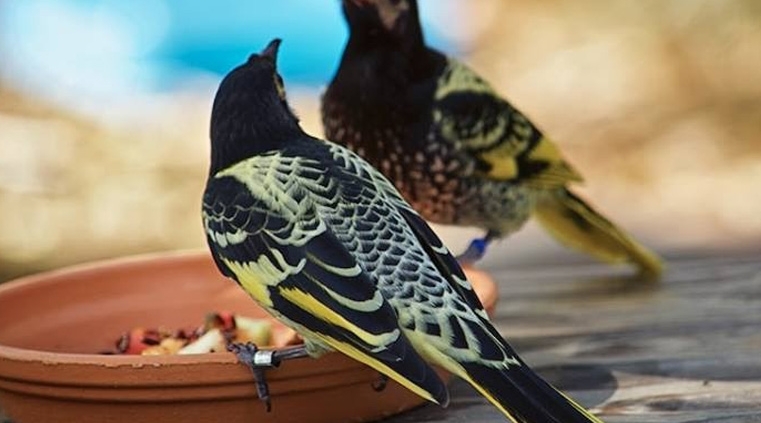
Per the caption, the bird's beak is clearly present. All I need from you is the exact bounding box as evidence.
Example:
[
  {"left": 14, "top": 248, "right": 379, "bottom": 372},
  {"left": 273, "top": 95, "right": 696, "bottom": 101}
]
[{"left": 260, "top": 38, "right": 282, "bottom": 64}]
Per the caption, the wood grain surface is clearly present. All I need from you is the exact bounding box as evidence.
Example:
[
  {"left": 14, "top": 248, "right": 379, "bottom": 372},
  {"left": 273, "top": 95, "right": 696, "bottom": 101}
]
[{"left": 385, "top": 252, "right": 761, "bottom": 422}]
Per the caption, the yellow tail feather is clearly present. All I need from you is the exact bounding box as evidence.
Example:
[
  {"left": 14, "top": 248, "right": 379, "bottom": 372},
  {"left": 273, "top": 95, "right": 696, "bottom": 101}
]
[{"left": 533, "top": 188, "right": 663, "bottom": 278}]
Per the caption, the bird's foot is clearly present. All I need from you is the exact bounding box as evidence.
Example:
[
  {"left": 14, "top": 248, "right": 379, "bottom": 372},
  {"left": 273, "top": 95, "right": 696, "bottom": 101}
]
[
  {"left": 227, "top": 342, "right": 309, "bottom": 412},
  {"left": 456, "top": 237, "right": 490, "bottom": 265},
  {"left": 371, "top": 373, "right": 389, "bottom": 392}
]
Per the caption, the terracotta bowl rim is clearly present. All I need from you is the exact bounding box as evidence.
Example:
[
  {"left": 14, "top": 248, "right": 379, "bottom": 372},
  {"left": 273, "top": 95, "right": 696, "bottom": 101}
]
[
  {"left": 0, "top": 249, "right": 498, "bottom": 368},
  {"left": 0, "top": 249, "right": 253, "bottom": 366}
]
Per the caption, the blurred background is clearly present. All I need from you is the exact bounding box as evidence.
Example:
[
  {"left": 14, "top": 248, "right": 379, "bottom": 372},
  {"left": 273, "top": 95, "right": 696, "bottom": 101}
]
[{"left": 1, "top": 0, "right": 759, "bottom": 282}]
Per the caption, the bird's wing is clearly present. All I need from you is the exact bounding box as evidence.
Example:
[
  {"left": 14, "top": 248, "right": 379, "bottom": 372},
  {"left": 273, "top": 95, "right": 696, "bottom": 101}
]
[
  {"left": 432, "top": 59, "right": 583, "bottom": 189},
  {"left": 378, "top": 185, "right": 607, "bottom": 423},
  {"left": 324, "top": 147, "right": 607, "bottom": 422},
  {"left": 394, "top": 204, "right": 489, "bottom": 320},
  {"left": 202, "top": 153, "right": 448, "bottom": 405},
  {"left": 333, "top": 141, "right": 490, "bottom": 320}
]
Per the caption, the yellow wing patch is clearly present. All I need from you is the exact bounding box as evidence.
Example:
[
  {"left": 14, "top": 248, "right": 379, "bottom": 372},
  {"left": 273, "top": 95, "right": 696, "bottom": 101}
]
[
  {"left": 477, "top": 136, "right": 583, "bottom": 187},
  {"left": 474, "top": 137, "right": 583, "bottom": 184},
  {"left": 222, "top": 254, "right": 308, "bottom": 308},
  {"left": 476, "top": 151, "right": 519, "bottom": 180},
  {"left": 279, "top": 286, "right": 400, "bottom": 348},
  {"left": 309, "top": 331, "right": 441, "bottom": 404},
  {"left": 526, "top": 137, "right": 583, "bottom": 183},
  {"left": 272, "top": 287, "right": 442, "bottom": 405}
]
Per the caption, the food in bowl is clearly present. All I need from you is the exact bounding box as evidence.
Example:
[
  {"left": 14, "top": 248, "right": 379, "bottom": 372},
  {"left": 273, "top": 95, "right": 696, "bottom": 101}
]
[{"left": 105, "top": 311, "right": 302, "bottom": 355}]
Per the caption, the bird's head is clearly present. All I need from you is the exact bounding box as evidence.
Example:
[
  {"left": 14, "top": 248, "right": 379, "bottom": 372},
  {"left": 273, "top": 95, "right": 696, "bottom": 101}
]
[
  {"left": 342, "top": 0, "right": 422, "bottom": 47},
  {"left": 209, "top": 39, "right": 302, "bottom": 174}
]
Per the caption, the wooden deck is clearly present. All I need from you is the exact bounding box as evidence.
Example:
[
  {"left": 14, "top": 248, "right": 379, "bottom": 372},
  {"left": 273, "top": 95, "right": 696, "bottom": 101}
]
[
  {"left": 2, "top": 251, "right": 760, "bottom": 422},
  {"left": 385, "top": 251, "right": 761, "bottom": 423}
]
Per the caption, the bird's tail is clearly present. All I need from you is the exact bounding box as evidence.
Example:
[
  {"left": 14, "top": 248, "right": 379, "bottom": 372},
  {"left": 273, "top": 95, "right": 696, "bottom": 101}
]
[
  {"left": 458, "top": 359, "right": 604, "bottom": 423},
  {"left": 429, "top": 317, "right": 605, "bottom": 423},
  {"left": 533, "top": 188, "right": 663, "bottom": 277}
]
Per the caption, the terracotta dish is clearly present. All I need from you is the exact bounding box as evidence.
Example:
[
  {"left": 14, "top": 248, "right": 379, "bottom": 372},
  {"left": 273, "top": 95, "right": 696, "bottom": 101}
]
[{"left": 0, "top": 250, "right": 497, "bottom": 423}]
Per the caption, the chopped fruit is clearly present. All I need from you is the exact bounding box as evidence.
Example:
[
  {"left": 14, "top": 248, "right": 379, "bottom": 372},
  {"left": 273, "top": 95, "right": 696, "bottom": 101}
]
[
  {"left": 178, "top": 328, "right": 227, "bottom": 355},
  {"left": 233, "top": 315, "right": 271, "bottom": 346},
  {"left": 106, "top": 312, "right": 291, "bottom": 355},
  {"left": 142, "top": 338, "right": 188, "bottom": 356}
]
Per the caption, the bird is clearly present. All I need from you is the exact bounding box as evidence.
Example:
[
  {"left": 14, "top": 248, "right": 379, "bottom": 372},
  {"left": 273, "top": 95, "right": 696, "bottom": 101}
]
[
  {"left": 321, "top": 0, "right": 663, "bottom": 277},
  {"left": 202, "top": 38, "right": 605, "bottom": 422}
]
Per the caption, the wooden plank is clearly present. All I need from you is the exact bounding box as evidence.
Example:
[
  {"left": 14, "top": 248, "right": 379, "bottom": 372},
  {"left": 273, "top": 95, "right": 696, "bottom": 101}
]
[{"left": 384, "top": 253, "right": 761, "bottom": 422}]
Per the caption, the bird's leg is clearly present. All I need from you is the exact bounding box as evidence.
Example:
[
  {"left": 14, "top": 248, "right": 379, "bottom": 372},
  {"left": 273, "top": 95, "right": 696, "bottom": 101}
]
[
  {"left": 227, "top": 342, "right": 309, "bottom": 412},
  {"left": 371, "top": 373, "right": 389, "bottom": 392},
  {"left": 456, "top": 231, "right": 499, "bottom": 265},
  {"left": 457, "top": 238, "right": 488, "bottom": 264},
  {"left": 227, "top": 343, "right": 275, "bottom": 411}
]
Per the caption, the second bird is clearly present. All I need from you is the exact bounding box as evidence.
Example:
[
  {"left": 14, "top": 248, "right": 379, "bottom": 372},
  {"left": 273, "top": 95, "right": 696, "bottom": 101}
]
[{"left": 322, "top": 0, "right": 663, "bottom": 276}]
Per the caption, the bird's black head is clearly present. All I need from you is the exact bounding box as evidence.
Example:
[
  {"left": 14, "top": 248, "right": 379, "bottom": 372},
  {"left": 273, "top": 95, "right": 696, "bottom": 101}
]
[
  {"left": 341, "top": 0, "right": 423, "bottom": 50},
  {"left": 209, "top": 38, "right": 302, "bottom": 175}
]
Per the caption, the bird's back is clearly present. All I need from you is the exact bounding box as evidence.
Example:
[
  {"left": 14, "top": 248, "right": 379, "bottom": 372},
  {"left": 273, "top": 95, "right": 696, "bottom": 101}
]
[
  {"left": 289, "top": 141, "right": 521, "bottom": 368},
  {"left": 205, "top": 134, "right": 514, "bottom": 368},
  {"left": 323, "top": 50, "right": 540, "bottom": 232}
]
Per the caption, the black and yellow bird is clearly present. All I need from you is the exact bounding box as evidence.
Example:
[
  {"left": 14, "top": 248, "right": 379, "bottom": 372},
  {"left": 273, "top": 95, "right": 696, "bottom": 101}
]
[
  {"left": 322, "top": 0, "right": 663, "bottom": 276},
  {"left": 202, "top": 39, "right": 605, "bottom": 422}
]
